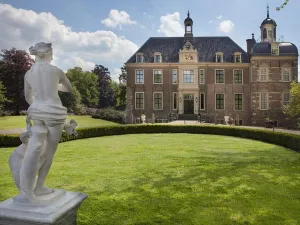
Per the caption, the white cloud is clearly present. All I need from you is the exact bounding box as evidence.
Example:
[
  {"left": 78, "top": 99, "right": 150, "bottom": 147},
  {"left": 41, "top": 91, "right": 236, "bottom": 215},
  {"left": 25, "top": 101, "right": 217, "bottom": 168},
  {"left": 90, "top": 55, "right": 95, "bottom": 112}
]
[
  {"left": 218, "top": 20, "right": 235, "bottom": 33},
  {"left": 216, "top": 15, "right": 223, "bottom": 20},
  {"left": 0, "top": 4, "right": 138, "bottom": 73},
  {"left": 157, "top": 12, "right": 184, "bottom": 37},
  {"left": 101, "top": 9, "right": 137, "bottom": 29},
  {"left": 110, "top": 68, "right": 122, "bottom": 82}
]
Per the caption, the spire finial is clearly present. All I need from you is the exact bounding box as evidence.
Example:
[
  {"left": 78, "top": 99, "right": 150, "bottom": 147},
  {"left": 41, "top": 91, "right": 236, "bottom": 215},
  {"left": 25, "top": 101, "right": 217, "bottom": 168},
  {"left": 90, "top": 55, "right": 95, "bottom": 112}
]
[
  {"left": 267, "top": 4, "right": 270, "bottom": 18},
  {"left": 187, "top": 10, "right": 190, "bottom": 18}
]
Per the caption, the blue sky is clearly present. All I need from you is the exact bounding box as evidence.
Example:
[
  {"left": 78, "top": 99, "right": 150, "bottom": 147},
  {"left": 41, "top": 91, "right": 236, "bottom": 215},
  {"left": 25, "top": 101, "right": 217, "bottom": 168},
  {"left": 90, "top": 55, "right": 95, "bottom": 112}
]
[{"left": 0, "top": 0, "right": 299, "bottom": 80}]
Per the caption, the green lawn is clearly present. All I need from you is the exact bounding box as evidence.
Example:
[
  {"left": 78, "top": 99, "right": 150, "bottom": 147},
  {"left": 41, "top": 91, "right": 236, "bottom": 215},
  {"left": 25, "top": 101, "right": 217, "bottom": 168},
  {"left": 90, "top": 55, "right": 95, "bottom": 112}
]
[
  {"left": 0, "top": 115, "right": 117, "bottom": 130},
  {"left": 1, "top": 134, "right": 300, "bottom": 225}
]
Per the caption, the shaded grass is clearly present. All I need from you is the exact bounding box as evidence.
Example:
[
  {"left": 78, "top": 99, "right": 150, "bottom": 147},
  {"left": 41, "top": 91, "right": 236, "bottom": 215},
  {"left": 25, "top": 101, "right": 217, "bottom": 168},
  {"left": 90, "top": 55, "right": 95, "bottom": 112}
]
[
  {"left": 1, "top": 134, "right": 300, "bottom": 224},
  {"left": 0, "top": 115, "right": 117, "bottom": 130}
]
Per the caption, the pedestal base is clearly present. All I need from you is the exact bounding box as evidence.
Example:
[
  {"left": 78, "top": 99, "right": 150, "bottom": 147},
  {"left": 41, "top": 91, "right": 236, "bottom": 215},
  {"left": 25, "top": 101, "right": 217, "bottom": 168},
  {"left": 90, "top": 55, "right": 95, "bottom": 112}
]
[{"left": 0, "top": 189, "right": 87, "bottom": 225}]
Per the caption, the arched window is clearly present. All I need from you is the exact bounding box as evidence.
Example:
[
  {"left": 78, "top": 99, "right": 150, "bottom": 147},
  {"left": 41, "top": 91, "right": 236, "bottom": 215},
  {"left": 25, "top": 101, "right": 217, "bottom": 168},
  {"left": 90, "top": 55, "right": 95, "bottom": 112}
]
[{"left": 263, "top": 28, "right": 267, "bottom": 39}]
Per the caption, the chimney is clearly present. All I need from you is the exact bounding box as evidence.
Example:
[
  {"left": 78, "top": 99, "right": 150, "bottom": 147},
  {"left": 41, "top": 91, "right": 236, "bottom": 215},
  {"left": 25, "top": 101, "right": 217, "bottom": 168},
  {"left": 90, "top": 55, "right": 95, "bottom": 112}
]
[{"left": 246, "top": 33, "right": 256, "bottom": 55}]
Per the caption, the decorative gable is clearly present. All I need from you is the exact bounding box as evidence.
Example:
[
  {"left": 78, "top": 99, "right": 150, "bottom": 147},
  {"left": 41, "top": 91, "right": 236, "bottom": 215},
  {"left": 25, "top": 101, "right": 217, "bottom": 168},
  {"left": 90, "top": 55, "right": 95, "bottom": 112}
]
[{"left": 179, "top": 40, "right": 198, "bottom": 63}]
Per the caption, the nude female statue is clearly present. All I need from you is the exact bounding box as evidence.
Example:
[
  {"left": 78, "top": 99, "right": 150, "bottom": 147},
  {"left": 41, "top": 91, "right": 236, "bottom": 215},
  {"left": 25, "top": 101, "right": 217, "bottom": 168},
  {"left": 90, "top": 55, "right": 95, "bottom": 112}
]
[{"left": 15, "top": 42, "right": 73, "bottom": 202}]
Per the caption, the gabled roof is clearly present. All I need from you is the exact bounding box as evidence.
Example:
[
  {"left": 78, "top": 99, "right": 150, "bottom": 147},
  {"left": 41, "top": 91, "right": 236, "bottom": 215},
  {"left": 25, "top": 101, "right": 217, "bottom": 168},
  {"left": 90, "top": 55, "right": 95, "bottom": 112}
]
[{"left": 126, "top": 37, "right": 248, "bottom": 63}]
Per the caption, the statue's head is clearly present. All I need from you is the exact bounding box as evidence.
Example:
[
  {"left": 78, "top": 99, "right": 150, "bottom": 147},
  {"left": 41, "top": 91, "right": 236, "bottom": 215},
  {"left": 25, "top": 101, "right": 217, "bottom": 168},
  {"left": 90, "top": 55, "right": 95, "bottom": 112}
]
[{"left": 29, "top": 42, "right": 53, "bottom": 63}]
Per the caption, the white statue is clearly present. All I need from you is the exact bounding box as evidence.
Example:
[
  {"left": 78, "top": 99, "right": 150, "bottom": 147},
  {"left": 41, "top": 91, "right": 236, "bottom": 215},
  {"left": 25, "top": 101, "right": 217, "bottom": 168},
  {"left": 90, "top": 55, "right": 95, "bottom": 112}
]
[{"left": 12, "top": 42, "right": 74, "bottom": 203}]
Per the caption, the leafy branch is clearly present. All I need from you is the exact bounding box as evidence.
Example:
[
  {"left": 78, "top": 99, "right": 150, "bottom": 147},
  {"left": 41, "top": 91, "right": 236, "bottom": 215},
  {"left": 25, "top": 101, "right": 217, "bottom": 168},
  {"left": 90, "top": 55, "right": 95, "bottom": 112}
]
[{"left": 276, "top": 0, "right": 289, "bottom": 11}]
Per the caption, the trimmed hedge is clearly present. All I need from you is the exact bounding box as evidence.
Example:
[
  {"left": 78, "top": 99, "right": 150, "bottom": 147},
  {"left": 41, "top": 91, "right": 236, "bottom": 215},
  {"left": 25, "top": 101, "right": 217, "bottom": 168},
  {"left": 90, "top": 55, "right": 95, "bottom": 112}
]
[{"left": 1, "top": 124, "right": 300, "bottom": 152}]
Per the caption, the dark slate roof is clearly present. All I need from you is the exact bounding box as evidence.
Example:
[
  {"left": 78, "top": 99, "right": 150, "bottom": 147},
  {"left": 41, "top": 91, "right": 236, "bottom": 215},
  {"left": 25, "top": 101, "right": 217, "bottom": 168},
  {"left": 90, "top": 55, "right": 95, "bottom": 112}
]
[
  {"left": 126, "top": 37, "right": 248, "bottom": 63},
  {"left": 260, "top": 18, "right": 277, "bottom": 28},
  {"left": 251, "top": 42, "right": 298, "bottom": 56}
]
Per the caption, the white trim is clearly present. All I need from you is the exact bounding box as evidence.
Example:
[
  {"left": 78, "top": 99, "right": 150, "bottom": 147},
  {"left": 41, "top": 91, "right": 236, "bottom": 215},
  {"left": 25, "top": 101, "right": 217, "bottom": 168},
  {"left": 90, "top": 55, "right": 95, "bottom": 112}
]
[
  {"left": 215, "top": 52, "right": 224, "bottom": 63},
  {"left": 215, "top": 93, "right": 225, "bottom": 110},
  {"left": 234, "top": 52, "right": 242, "bottom": 63},
  {"left": 136, "top": 53, "right": 144, "bottom": 63},
  {"left": 135, "top": 69, "right": 144, "bottom": 84},
  {"left": 153, "top": 69, "right": 163, "bottom": 84},
  {"left": 233, "top": 69, "right": 243, "bottom": 84},
  {"left": 183, "top": 69, "right": 195, "bottom": 84},
  {"left": 199, "top": 92, "right": 205, "bottom": 110},
  {"left": 282, "top": 92, "right": 290, "bottom": 106},
  {"left": 271, "top": 43, "right": 279, "bottom": 55},
  {"left": 259, "top": 92, "right": 269, "bottom": 110},
  {"left": 259, "top": 66, "right": 269, "bottom": 82},
  {"left": 199, "top": 69, "right": 205, "bottom": 84},
  {"left": 172, "top": 92, "right": 178, "bottom": 110},
  {"left": 215, "top": 69, "right": 225, "bottom": 84},
  {"left": 172, "top": 69, "right": 178, "bottom": 84},
  {"left": 153, "top": 92, "right": 163, "bottom": 110},
  {"left": 234, "top": 93, "right": 243, "bottom": 111},
  {"left": 281, "top": 67, "right": 292, "bottom": 82},
  {"left": 135, "top": 92, "right": 144, "bottom": 110},
  {"left": 154, "top": 52, "right": 162, "bottom": 63}
]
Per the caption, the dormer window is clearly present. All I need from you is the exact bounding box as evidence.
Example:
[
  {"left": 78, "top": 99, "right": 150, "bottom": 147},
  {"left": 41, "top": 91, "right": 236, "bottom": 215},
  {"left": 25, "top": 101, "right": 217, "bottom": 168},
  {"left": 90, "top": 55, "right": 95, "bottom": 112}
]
[
  {"left": 271, "top": 43, "right": 279, "bottom": 55},
  {"left": 234, "top": 52, "right": 242, "bottom": 63},
  {"left": 215, "top": 52, "right": 223, "bottom": 63},
  {"left": 154, "top": 52, "right": 162, "bottom": 63},
  {"left": 136, "top": 53, "right": 144, "bottom": 63}
]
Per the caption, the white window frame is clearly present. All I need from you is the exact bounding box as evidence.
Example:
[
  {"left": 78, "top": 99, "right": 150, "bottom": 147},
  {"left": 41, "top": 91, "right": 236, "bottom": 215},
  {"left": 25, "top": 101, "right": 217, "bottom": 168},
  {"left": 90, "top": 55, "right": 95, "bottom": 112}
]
[
  {"left": 271, "top": 43, "right": 279, "bottom": 55},
  {"left": 199, "top": 69, "right": 205, "bottom": 84},
  {"left": 215, "top": 52, "right": 224, "bottom": 63},
  {"left": 173, "top": 92, "right": 178, "bottom": 110},
  {"left": 215, "top": 69, "right": 225, "bottom": 84},
  {"left": 234, "top": 52, "right": 242, "bottom": 63},
  {"left": 282, "top": 92, "right": 290, "bottom": 106},
  {"left": 154, "top": 52, "right": 162, "bottom": 63},
  {"left": 233, "top": 69, "right": 243, "bottom": 84},
  {"left": 260, "top": 93, "right": 269, "bottom": 110},
  {"left": 234, "top": 93, "right": 243, "bottom": 111},
  {"left": 199, "top": 92, "right": 205, "bottom": 110},
  {"left": 268, "top": 30, "right": 273, "bottom": 40},
  {"left": 215, "top": 93, "right": 225, "bottom": 110},
  {"left": 172, "top": 69, "right": 178, "bottom": 84},
  {"left": 153, "top": 69, "right": 163, "bottom": 84},
  {"left": 136, "top": 53, "right": 144, "bottom": 63},
  {"left": 183, "top": 69, "right": 194, "bottom": 83},
  {"left": 282, "top": 67, "right": 291, "bottom": 82},
  {"left": 135, "top": 92, "right": 144, "bottom": 109},
  {"left": 153, "top": 92, "right": 163, "bottom": 110},
  {"left": 259, "top": 67, "right": 268, "bottom": 82},
  {"left": 135, "top": 69, "right": 144, "bottom": 84}
]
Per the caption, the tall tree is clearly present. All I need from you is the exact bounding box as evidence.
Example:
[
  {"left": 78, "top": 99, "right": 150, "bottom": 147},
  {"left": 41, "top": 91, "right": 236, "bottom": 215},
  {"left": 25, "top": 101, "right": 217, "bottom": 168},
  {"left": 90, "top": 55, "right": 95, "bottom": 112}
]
[
  {"left": 118, "top": 64, "right": 127, "bottom": 84},
  {"left": 66, "top": 67, "right": 99, "bottom": 107},
  {"left": 59, "top": 86, "right": 83, "bottom": 114},
  {"left": 0, "top": 81, "right": 9, "bottom": 114},
  {"left": 283, "top": 81, "right": 300, "bottom": 119},
  {"left": 92, "top": 65, "right": 116, "bottom": 108},
  {"left": 0, "top": 48, "right": 34, "bottom": 115},
  {"left": 117, "top": 65, "right": 127, "bottom": 110}
]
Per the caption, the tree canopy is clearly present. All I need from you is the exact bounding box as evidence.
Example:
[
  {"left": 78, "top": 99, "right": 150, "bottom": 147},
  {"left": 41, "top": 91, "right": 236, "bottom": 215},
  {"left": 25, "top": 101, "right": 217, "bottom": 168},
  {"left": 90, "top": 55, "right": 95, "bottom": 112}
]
[{"left": 283, "top": 81, "right": 300, "bottom": 119}]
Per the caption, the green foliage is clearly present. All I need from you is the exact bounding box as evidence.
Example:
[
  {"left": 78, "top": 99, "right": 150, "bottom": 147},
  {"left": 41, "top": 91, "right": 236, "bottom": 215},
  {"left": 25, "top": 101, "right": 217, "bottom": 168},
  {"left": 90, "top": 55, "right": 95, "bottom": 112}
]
[
  {"left": 66, "top": 67, "right": 99, "bottom": 107},
  {"left": 2, "top": 125, "right": 300, "bottom": 152},
  {"left": 92, "top": 108, "right": 126, "bottom": 124},
  {"left": 0, "top": 81, "right": 9, "bottom": 114},
  {"left": 59, "top": 86, "right": 84, "bottom": 114},
  {"left": 0, "top": 48, "right": 34, "bottom": 115},
  {"left": 118, "top": 64, "right": 126, "bottom": 84},
  {"left": 283, "top": 81, "right": 300, "bottom": 119}
]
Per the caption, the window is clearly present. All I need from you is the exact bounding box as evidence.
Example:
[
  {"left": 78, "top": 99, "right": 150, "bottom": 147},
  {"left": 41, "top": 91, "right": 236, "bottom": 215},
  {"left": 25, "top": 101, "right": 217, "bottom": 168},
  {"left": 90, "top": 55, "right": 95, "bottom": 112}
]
[
  {"left": 260, "top": 93, "right": 268, "bottom": 110},
  {"left": 136, "top": 54, "right": 143, "bottom": 63},
  {"left": 259, "top": 67, "right": 268, "bottom": 81},
  {"left": 215, "top": 70, "right": 224, "bottom": 83},
  {"left": 173, "top": 69, "right": 178, "bottom": 84},
  {"left": 135, "top": 92, "right": 144, "bottom": 109},
  {"left": 183, "top": 70, "right": 194, "bottom": 83},
  {"left": 173, "top": 92, "right": 178, "bottom": 110},
  {"left": 155, "top": 55, "right": 161, "bottom": 63},
  {"left": 283, "top": 92, "right": 290, "bottom": 106},
  {"left": 271, "top": 43, "right": 279, "bottom": 55},
  {"left": 234, "top": 53, "right": 242, "bottom": 63},
  {"left": 216, "top": 53, "right": 223, "bottom": 62},
  {"left": 135, "top": 70, "right": 144, "bottom": 84},
  {"left": 153, "top": 92, "right": 163, "bottom": 110},
  {"left": 153, "top": 70, "right": 162, "bottom": 84},
  {"left": 234, "top": 70, "right": 243, "bottom": 84},
  {"left": 216, "top": 94, "right": 224, "bottom": 110},
  {"left": 199, "top": 69, "right": 205, "bottom": 84},
  {"left": 200, "top": 93, "right": 205, "bottom": 110},
  {"left": 235, "top": 94, "right": 243, "bottom": 110},
  {"left": 268, "top": 30, "right": 273, "bottom": 39},
  {"left": 282, "top": 68, "right": 291, "bottom": 82}
]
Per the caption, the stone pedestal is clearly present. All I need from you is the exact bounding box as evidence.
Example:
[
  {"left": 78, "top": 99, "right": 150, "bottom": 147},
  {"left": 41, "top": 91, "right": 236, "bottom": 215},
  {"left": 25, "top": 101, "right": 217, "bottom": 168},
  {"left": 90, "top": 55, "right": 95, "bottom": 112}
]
[{"left": 0, "top": 189, "right": 87, "bottom": 225}]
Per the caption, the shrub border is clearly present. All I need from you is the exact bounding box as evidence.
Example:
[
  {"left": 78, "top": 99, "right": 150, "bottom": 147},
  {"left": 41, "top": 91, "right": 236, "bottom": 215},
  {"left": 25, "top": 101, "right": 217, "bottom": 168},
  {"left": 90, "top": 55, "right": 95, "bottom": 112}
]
[{"left": 1, "top": 124, "right": 300, "bottom": 152}]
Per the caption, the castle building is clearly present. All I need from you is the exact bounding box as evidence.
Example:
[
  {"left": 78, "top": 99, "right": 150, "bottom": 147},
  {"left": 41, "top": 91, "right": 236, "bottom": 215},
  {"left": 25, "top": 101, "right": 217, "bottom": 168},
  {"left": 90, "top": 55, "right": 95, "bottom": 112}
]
[{"left": 125, "top": 7, "right": 298, "bottom": 127}]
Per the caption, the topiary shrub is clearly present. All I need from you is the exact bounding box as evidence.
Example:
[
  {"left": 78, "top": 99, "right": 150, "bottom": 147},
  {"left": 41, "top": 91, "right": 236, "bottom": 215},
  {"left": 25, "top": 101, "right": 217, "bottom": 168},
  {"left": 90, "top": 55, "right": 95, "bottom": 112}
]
[{"left": 92, "top": 108, "right": 126, "bottom": 124}]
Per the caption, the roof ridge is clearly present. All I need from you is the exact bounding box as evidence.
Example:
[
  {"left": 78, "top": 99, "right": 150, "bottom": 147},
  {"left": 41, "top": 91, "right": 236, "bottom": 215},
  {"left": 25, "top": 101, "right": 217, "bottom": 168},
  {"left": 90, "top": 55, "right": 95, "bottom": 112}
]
[{"left": 149, "top": 36, "right": 230, "bottom": 39}]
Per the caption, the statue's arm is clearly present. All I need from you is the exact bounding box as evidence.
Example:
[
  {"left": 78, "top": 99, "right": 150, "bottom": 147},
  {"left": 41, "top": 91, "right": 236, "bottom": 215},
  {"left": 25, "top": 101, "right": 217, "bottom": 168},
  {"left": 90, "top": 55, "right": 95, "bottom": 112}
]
[
  {"left": 24, "top": 73, "right": 34, "bottom": 105},
  {"left": 57, "top": 69, "right": 72, "bottom": 93}
]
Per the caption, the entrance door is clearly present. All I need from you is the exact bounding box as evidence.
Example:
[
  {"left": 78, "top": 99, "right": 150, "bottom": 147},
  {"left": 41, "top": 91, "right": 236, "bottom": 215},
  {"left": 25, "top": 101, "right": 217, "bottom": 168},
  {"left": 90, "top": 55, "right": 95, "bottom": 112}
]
[{"left": 183, "top": 94, "right": 194, "bottom": 114}]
